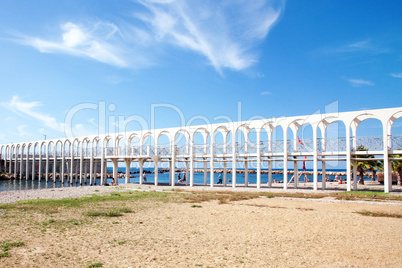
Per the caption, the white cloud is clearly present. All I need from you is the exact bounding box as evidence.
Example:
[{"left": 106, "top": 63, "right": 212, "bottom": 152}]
[
  {"left": 17, "top": 125, "right": 29, "bottom": 138},
  {"left": 347, "top": 78, "right": 375, "bottom": 87},
  {"left": 260, "top": 91, "right": 272, "bottom": 96},
  {"left": 16, "top": 22, "right": 130, "bottom": 67},
  {"left": 390, "top": 73, "right": 402, "bottom": 78},
  {"left": 135, "top": 0, "right": 283, "bottom": 74},
  {"left": 2, "top": 96, "right": 65, "bottom": 133},
  {"left": 326, "top": 39, "right": 388, "bottom": 54},
  {"left": 11, "top": 0, "right": 283, "bottom": 74}
]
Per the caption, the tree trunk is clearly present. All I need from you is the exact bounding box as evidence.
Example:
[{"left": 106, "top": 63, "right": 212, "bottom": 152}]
[
  {"left": 358, "top": 171, "right": 365, "bottom": 185},
  {"left": 371, "top": 169, "right": 376, "bottom": 181},
  {"left": 398, "top": 169, "right": 402, "bottom": 186}
]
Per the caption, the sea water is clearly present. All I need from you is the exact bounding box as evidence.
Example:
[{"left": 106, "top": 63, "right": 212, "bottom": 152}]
[{"left": 0, "top": 168, "right": 360, "bottom": 192}]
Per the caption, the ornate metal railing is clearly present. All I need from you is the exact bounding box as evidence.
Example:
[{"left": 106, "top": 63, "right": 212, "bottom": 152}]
[
  {"left": 271, "top": 140, "right": 283, "bottom": 153},
  {"left": 176, "top": 145, "right": 188, "bottom": 155},
  {"left": 194, "top": 144, "right": 206, "bottom": 155},
  {"left": 30, "top": 135, "right": 402, "bottom": 159},
  {"left": 248, "top": 142, "right": 257, "bottom": 154},
  {"left": 158, "top": 145, "right": 170, "bottom": 156},
  {"left": 354, "top": 136, "right": 383, "bottom": 151},
  {"left": 236, "top": 143, "right": 246, "bottom": 154},
  {"left": 391, "top": 135, "right": 402, "bottom": 150},
  {"left": 213, "top": 143, "right": 225, "bottom": 155}
]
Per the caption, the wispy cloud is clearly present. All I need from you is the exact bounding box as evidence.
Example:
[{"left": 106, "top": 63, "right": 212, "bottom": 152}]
[
  {"left": 2, "top": 96, "right": 65, "bottom": 132},
  {"left": 390, "top": 73, "right": 402, "bottom": 78},
  {"left": 11, "top": 1, "right": 283, "bottom": 74},
  {"left": 325, "top": 39, "right": 388, "bottom": 54},
  {"left": 260, "top": 91, "right": 272, "bottom": 96},
  {"left": 2, "top": 96, "right": 98, "bottom": 138},
  {"left": 17, "top": 125, "right": 29, "bottom": 138},
  {"left": 136, "top": 0, "right": 283, "bottom": 74},
  {"left": 347, "top": 78, "right": 375, "bottom": 87},
  {"left": 15, "top": 22, "right": 130, "bottom": 67}
]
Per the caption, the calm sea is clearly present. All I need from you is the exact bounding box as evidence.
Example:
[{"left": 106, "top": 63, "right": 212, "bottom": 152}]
[{"left": 0, "top": 168, "right": 352, "bottom": 192}]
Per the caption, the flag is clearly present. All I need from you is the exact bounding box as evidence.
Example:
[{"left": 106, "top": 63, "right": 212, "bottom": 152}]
[{"left": 297, "top": 137, "right": 304, "bottom": 146}]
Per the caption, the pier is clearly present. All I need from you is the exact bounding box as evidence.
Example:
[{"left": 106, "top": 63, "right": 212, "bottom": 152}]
[{"left": 1, "top": 107, "right": 401, "bottom": 192}]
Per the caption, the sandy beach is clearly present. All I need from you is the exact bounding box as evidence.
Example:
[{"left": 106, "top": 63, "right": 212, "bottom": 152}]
[{"left": 1, "top": 185, "right": 401, "bottom": 267}]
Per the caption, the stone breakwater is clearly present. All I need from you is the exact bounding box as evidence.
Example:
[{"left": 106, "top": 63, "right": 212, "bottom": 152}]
[
  {"left": 1, "top": 169, "right": 359, "bottom": 181},
  {"left": 159, "top": 169, "right": 350, "bottom": 176}
]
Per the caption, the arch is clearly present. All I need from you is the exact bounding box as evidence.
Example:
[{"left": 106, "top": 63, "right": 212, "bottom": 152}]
[
  {"left": 174, "top": 130, "right": 189, "bottom": 156},
  {"left": 91, "top": 137, "right": 101, "bottom": 157},
  {"left": 127, "top": 134, "right": 140, "bottom": 156},
  {"left": 142, "top": 133, "right": 156, "bottom": 156},
  {"left": 235, "top": 124, "right": 250, "bottom": 154}
]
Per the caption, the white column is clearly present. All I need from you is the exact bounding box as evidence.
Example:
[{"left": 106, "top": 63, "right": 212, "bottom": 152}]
[
  {"left": 84, "top": 159, "right": 88, "bottom": 185},
  {"left": 26, "top": 149, "right": 29, "bottom": 180},
  {"left": 321, "top": 160, "right": 326, "bottom": 190},
  {"left": 268, "top": 159, "right": 272, "bottom": 187},
  {"left": 223, "top": 161, "right": 227, "bottom": 186},
  {"left": 210, "top": 135, "right": 214, "bottom": 187},
  {"left": 346, "top": 126, "right": 352, "bottom": 191},
  {"left": 38, "top": 148, "right": 42, "bottom": 182},
  {"left": 232, "top": 136, "right": 237, "bottom": 188},
  {"left": 321, "top": 128, "right": 326, "bottom": 190},
  {"left": 53, "top": 152, "right": 57, "bottom": 183},
  {"left": 294, "top": 157, "right": 298, "bottom": 188},
  {"left": 32, "top": 149, "right": 35, "bottom": 181},
  {"left": 125, "top": 159, "right": 131, "bottom": 184},
  {"left": 154, "top": 159, "right": 159, "bottom": 186},
  {"left": 61, "top": 148, "right": 65, "bottom": 184},
  {"left": 100, "top": 146, "right": 105, "bottom": 185},
  {"left": 20, "top": 151, "right": 24, "bottom": 179},
  {"left": 70, "top": 146, "right": 74, "bottom": 185},
  {"left": 79, "top": 146, "right": 84, "bottom": 185},
  {"left": 139, "top": 159, "right": 144, "bottom": 185},
  {"left": 256, "top": 130, "right": 261, "bottom": 188},
  {"left": 203, "top": 159, "right": 207, "bottom": 185},
  {"left": 185, "top": 159, "right": 189, "bottom": 186},
  {"left": 190, "top": 138, "right": 194, "bottom": 187},
  {"left": 89, "top": 154, "right": 94, "bottom": 185},
  {"left": 353, "top": 160, "right": 357, "bottom": 190},
  {"left": 112, "top": 159, "right": 118, "bottom": 185},
  {"left": 383, "top": 125, "right": 391, "bottom": 193},
  {"left": 245, "top": 160, "right": 249, "bottom": 187},
  {"left": 283, "top": 130, "right": 288, "bottom": 190},
  {"left": 45, "top": 145, "right": 49, "bottom": 182},
  {"left": 171, "top": 143, "right": 176, "bottom": 186},
  {"left": 313, "top": 125, "right": 318, "bottom": 191}
]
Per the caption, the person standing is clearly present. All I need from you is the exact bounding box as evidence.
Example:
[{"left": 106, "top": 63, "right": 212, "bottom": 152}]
[{"left": 217, "top": 171, "right": 223, "bottom": 184}]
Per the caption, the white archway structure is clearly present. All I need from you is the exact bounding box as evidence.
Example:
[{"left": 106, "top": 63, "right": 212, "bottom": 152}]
[{"left": 1, "top": 107, "right": 401, "bottom": 192}]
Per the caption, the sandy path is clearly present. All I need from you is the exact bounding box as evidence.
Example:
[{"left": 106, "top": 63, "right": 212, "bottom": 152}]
[{"left": 1, "top": 190, "right": 401, "bottom": 267}]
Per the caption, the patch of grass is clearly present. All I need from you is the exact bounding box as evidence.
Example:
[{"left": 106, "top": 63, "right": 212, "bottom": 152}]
[
  {"left": 85, "top": 211, "right": 102, "bottom": 217},
  {"left": 117, "top": 241, "right": 126, "bottom": 245},
  {"left": 0, "top": 241, "right": 24, "bottom": 258},
  {"left": 354, "top": 210, "right": 402, "bottom": 218},
  {"left": 87, "top": 262, "right": 103, "bottom": 268},
  {"left": 335, "top": 191, "right": 402, "bottom": 201},
  {"left": 85, "top": 210, "right": 122, "bottom": 217},
  {"left": 191, "top": 204, "right": 202, "bottom": 208},
  {"left": 104, "top": 211, "right": 122, "bottom": 217},
  {"left": 42, "top": 219, "right": 56, "bottom": 226},
  {"left": 118, "top": 207, "right": 133, "bottom": 213},
  {"left": 0, "top": 191, "right": 170, "bottom": 213}
]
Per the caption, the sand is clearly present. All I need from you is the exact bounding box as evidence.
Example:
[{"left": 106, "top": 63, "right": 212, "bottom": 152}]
[{"left": 0, "top": 185, "right": 401, "bottom": 267}]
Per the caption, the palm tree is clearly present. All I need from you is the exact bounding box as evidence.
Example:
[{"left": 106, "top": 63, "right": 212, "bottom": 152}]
[
  {"left": 367, "top": 158, "right": 383, "bottom": 181},
  {"left": 353, "top": 145, "right": 382, "bottom": 185},
  {"left": 391, "top": 155, "right": 402, "bottom": 186}
]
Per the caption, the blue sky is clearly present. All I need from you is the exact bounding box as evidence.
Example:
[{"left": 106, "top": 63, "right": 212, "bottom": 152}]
[{"left": 0, "top": 0, "right": 401, "bottom": 144}]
